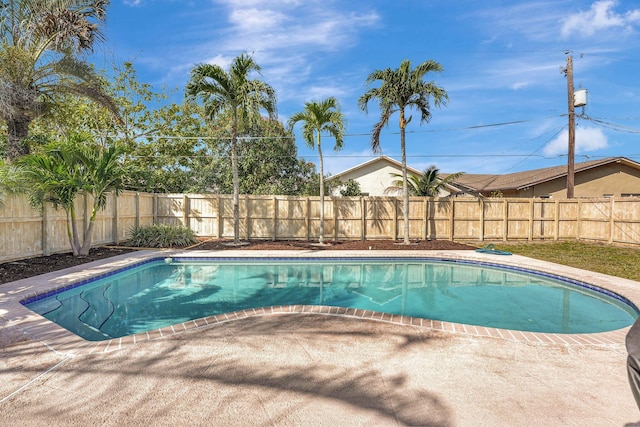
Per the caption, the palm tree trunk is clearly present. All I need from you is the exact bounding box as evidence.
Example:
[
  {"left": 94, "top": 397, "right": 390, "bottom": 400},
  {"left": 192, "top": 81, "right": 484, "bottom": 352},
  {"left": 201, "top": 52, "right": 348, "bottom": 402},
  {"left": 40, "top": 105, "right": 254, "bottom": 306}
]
[
  {"left": 67, "top": 207, "right": 81, "bottom": 256},
  {"left": 230, "top": 110, "right": 240, "bottom": 244},
  {"left": 400, "top": 111, "right": 410, "bottom": 244},
  {"left": 79, "top": 220, "right": 95, "bottom": 256},
  {"left": 231, "top": 135, "right": 240, "bottom": 244},
  {"left": 317, "top": 133, "right": 324, "bottom": 245},
  {"left": 6, "top": 117, "right": 31, "bottom": 160},
  {"left": 79, "top": 205, "right": 98, "bottom": 256}
]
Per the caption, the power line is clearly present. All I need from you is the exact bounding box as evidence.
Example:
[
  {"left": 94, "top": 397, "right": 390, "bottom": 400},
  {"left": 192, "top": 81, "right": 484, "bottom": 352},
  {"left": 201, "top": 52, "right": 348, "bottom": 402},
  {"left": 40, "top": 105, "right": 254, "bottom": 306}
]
[
  {"left": 108, "top": 114, "right": 563, "bottom": 141},
  {"left": 498, "top": 126, "right": 567, "bottom": 174},
  {"left": 581, "top": 53, "right": 640, "bottom": 63},
  {"left": 585, "top": 116, "right": 640, "bottom": 134},
  {"left": 126, "top": 153, "right": 574, "bottom": 160}
]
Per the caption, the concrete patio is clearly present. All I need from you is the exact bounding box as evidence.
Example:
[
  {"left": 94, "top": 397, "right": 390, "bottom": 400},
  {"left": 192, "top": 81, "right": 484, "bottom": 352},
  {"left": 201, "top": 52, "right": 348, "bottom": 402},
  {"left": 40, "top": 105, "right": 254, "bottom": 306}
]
[
  {"left": 0, "top": 313, "right": 637, "bottom": 426},
  {"left": 1, "top": 250, "right": 639, "bottom": 425}
]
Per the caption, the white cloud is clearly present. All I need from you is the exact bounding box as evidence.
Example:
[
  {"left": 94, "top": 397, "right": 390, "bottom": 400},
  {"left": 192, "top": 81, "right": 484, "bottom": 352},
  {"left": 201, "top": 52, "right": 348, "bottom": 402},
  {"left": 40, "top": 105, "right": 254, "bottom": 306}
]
[
  {"left": 295, "top": 82, "right": 349, "bottom": 103},
  {"left": 220, "top": 0, "right": 302, "bottom": 6},
  {"left": 205, "top": 1, "right": 379, "bottom": 104},
  {"left": 153, "top": 1, "right": 379, "bottom": 96},
  {"left": 463, "top": 56, "right": 562, "bottom": 92},
  {"left": 211, "top": 0, "right": 379, "bottom": 53},
  {"left": 561, "top": 0, "right": 640, "bottom": 38},
  {"left": 229, "top": 8, "right": 288, "bottom": 32},
  {"left": 543, "top": 127, "right": 609, "bottom": 156},
  {"left": 223, "top": 9, "right": 379, "bottom": 54},
  {"left": 203, "top": 54, "right": 234, "bottom": 69},
  {"left": 511, "top": 81, "right": 530, "bottom": 90},
  {"left": 469, "top": 2, "right": 565, "bottom": 42}
]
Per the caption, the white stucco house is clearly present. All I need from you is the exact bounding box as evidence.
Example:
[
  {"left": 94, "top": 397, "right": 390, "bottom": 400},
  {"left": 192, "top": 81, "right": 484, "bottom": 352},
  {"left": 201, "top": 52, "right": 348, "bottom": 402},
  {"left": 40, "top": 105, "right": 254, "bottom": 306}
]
[{"left": 329, "top": 156, "right": 459, "bottom": 197}]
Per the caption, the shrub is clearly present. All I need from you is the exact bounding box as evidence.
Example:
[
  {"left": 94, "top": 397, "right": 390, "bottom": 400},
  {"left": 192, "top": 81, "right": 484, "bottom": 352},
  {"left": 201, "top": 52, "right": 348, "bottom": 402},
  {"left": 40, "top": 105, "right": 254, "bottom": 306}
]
[
  {"left": 127, "top": 224, "right": 197, "bottom": 248},
  {"left": 340, "top": 179, "right": 362, "bottom": 196}
]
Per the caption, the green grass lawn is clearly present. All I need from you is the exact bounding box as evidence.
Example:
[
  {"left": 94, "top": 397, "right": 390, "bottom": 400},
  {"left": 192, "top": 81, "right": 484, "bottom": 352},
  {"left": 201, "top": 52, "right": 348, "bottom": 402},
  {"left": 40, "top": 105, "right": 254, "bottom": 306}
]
[{"left": 486, "top": 241, "right": 640, "bottom": 282}]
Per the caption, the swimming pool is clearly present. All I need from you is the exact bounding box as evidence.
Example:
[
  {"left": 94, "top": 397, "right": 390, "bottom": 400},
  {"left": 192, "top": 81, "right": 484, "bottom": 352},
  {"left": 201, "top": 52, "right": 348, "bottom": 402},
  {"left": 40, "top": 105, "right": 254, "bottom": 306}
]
[{"left": 22, "top": 257, "right": 638, "bottom": 341}]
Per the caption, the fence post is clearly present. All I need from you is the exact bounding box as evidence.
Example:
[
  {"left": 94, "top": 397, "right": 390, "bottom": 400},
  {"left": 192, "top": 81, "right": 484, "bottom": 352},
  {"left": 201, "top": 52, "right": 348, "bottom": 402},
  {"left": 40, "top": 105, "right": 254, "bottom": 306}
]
[
  {"left": 426, "top": 199, "right": 432, "bottom": 239},
  {"left": 272, "top": 196, "right": 277, "bottom": 241},
  {"left": 42, "top": 203, "right": 50, "bottom": 256},
  {"left": 577, "top": 199, "right": 582, "bottom": 240},
  {"left": 422, "top": 198, "right": 427, "bottom": 240},
  {"left": 182, "top": 195, "right": 189, "bottom": 228},
  {"left": 112, "top": 192, "right": 119, "bottom": 245},
  {"left": 503, "top": 199, "right": 508, "bottom": 241},
  {"left": 449, "top": 198, "right": 454, "bottom": 241},
  {"left": 216, "top": 195, "right": 222, "bottom": 238},
  {"left": 306, "top": 197, "right": 311, "bottom": 241},
  {"left": 554, "top": 200, "right": 560, "bottom": 240},
  {"left": 361, "top": 197, "right": 366, "bottom": 241},
  {"left": 479, "top": 198, "right": 485, "bottom": 242},
  {"left": 333, "top": 198, "right": 339, "bottom": 241},
  {"left": 609, "top": 198, "right": 615, "bottom": 244},
  {"left": 393, "top": 198, "right": 398, "bottom": 240},
  {"left": 528, "top": 199, "right": 534, "bottom": 241},
  {"left": 153, "top": 194, "right": 158, "bottom": 226},
  {"left": 134, "top": 192, "right": 139, "bottom": 229},
  {"left": 245, "top": 195, "right": 250, "bottom": 240}
]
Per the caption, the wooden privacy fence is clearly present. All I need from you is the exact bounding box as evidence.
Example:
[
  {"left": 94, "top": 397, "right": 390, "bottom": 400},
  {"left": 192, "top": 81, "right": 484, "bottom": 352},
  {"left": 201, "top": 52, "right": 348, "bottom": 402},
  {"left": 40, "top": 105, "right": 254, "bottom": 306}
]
[
  {"left": 157, "top": 195, "right": 640, "bottom": 245},
  {"left": 2, "top": 193, "right": 640, "bottom": 262},
  {"left": 1, "top": 191, "right": 154, "bottom": 263}
]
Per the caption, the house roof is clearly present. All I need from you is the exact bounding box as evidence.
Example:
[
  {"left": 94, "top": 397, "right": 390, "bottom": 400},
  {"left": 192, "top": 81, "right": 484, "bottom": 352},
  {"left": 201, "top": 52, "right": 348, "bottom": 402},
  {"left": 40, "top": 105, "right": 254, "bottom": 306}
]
[
  {"left": 452, "top": 157, "right": 640, "bottom": 192},
  {"left": 329, "top": 156, "right": 422, "bottom": 179}
]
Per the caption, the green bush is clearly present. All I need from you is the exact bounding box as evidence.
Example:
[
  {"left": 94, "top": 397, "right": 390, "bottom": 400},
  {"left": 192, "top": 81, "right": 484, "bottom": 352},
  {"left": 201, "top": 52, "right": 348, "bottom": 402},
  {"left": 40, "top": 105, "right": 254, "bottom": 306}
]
[
  {"left": 340, "top": 179, "right": 362, "bottom": 196},
  {"left": 127, "top": 224, "right": 197, "bottom": 248}
]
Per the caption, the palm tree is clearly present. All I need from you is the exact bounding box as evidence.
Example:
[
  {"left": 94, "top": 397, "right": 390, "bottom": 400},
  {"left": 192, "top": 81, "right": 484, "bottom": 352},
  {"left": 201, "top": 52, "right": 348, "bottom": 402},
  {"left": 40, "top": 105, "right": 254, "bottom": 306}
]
[
  {"left": 17, "top": 136, "right": 125, "bottom": 256},
  {"left": 386, "top": 166, "right": 463, "bottom": 197},
  {"left": 288, "top": 97, "right": 345, "bottom": 245},
  {"left": 358, "top": 59, "right": 448, "bottom": 244},
  {"left": 186, "top": 53, "right": 277, "bottom": 244},
  {"left": 0, "top": 0, "right": 117, "bottom": 160},
  {"left": 0, "top": 157, "right": 28, "bottom": 208}
]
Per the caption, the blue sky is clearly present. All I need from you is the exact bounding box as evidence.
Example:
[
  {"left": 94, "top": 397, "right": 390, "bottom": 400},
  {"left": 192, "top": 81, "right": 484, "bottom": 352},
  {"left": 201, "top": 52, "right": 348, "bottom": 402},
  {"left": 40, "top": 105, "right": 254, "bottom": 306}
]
[{"left": 98, "top": 0, "right": 640, "bottom": 176}]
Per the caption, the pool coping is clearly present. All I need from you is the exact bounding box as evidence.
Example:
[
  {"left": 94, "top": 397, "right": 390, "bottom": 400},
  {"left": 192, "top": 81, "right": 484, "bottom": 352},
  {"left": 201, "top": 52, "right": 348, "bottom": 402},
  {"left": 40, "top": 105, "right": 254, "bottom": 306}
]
[{"left": 1, "top": 249, "right": 638, "bottom": 356}]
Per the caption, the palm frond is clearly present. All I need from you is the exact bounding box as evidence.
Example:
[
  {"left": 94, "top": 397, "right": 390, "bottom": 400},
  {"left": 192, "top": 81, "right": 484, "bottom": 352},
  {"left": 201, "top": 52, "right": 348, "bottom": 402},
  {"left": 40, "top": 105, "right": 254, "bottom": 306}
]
[{"left": 287, "top": 97, "right": 345, "bottom": 152}]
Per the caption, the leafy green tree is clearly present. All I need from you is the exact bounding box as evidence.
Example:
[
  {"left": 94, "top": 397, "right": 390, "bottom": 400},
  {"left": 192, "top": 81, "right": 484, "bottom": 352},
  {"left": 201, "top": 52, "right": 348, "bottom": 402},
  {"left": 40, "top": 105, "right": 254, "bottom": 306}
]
[
  {"left": 386, "top": 166, "right": 463, "bottom": 196},
  {"left": 206, "top": 116, "right": 318, "bottom": 195},
  {"left": 17, "top": 136, "right": 125, "bottom": 256},
  {"left": 20, "top": 61, "right": 154, "bottom": 151},
  {"left": 359, "top": 59, "right": 448, "bottom": 244},
  {"left": 26, "top": 61, "right": 209, "bottom": 193},
  {"left": 339, "top": 179, "right": 362, "bottom": 197},
  {"left": 288, "top": 97, "right": 345, "bottom": 245},
  {"left": 124, "top": 101, "right": 211, "bottom": 193},
  {"left": 0, "top": 0, "right": 117, "bottom": 159},
  {"left": 186, "top": 53, "right": 277, "bottom": 243}
]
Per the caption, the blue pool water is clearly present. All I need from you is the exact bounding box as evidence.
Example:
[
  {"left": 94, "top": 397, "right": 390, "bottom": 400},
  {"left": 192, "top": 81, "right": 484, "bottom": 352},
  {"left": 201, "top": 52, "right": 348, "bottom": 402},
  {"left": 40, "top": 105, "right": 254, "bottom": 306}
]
[{"left": 23, "top": 257, "right": 638, "bottom": 341}]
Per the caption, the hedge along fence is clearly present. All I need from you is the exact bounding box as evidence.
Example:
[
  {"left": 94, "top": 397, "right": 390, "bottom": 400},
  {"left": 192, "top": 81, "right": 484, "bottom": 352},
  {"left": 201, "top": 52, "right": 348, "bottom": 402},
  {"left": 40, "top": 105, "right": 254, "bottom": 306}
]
[{"left": 2, "top": 193, "right": 640, "bottom": 263}]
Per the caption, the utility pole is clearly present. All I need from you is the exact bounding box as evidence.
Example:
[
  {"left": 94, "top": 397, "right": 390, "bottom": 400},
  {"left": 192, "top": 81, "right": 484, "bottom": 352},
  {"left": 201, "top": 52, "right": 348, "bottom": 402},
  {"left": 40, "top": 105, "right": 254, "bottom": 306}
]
[{"left": 565, "top": 54, "right": 575, "bottom": 198}]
